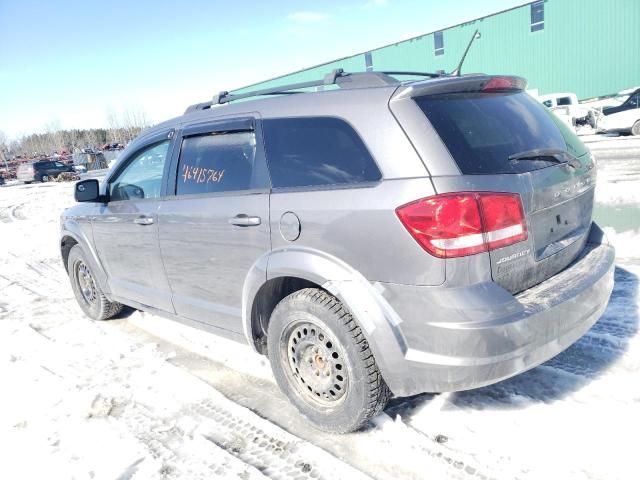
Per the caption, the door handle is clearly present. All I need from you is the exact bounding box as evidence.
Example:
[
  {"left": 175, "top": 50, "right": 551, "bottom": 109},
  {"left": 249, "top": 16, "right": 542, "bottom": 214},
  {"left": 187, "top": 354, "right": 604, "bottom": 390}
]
[
  {"left": 133, "top": 216, "right": 154, "bottom": 226},
  {"left": 228, "top": 214, "right": 261, "bottom": 227}
]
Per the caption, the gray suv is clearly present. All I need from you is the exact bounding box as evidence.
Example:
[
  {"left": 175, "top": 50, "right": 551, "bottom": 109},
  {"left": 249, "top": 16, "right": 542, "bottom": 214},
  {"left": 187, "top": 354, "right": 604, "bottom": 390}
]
[{"left": 60, "top": 70, "right": 615, "bottom": 433}]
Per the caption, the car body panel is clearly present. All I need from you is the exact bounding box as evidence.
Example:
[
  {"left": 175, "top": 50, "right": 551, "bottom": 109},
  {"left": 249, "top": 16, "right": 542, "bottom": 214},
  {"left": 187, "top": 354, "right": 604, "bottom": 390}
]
[
  {"left": 92, "top": 199, "right": 174, "bottom": 311},
  {"left": 158, "top": 191, "right": 271, "bottom": 332},
  {"left": 60, "top": 73, "right": 616, "bottom": 397}
]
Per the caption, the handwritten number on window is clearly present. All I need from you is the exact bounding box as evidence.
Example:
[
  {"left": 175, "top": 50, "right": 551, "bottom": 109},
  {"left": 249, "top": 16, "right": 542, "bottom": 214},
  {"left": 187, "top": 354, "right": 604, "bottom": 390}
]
[{"left": 182, "top": 164, "right": 225, "bottom": 184}]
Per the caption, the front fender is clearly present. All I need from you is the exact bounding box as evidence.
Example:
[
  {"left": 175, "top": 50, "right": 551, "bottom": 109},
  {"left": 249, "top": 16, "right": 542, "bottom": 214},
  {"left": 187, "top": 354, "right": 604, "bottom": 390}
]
[
  {"left": 61, "top": 218, "right": 110, "bottom": 295},
  {"left": 242, "top": 246, "right": 410, "bottom": 395}
]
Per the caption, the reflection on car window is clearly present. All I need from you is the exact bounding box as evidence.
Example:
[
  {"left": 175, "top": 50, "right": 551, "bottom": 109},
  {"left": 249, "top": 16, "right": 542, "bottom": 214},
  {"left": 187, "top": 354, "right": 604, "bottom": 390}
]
[
  {"left": 416, "top": 91, "right": 569, "bottom": 174},
  {"left": 176, "top": 131, "right": 257, "bottom": 195},
  {"left": 263, "top": 117, "right": 381, "bottom": 188},
  {"left": 110, "top": 140, "right": 170, "bottom": 201}
]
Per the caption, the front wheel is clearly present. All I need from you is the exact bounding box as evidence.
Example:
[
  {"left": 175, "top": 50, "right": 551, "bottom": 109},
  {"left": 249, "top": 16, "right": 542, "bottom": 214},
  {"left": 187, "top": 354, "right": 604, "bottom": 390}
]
[
  {"left": 40, "top": 175, "right": 49, "bottom": 182},
  {"left": 68, "top": 245, "right": 122, "bottom": 320},
  {"left": 268, "top": 288, "right": 391, "bottom": 433},
  {"left": 631, "top": 120, "right": 640, "bottom": 136}
]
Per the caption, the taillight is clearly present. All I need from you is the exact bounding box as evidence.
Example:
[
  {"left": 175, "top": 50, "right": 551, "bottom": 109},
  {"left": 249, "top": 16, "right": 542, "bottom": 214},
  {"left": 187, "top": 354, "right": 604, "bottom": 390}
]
[{"left": 396, "top": 192, "right": 527, "bottom": 258}]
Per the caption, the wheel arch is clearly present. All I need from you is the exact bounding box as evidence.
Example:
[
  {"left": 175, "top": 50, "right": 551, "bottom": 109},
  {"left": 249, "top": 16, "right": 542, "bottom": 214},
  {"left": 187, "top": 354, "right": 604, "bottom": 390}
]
[
  {"left": 242, "top": 246, "right": 409, "bottom": 395},
  {"left": 60, "top": 222, "right": 110, "bottom": 295}
]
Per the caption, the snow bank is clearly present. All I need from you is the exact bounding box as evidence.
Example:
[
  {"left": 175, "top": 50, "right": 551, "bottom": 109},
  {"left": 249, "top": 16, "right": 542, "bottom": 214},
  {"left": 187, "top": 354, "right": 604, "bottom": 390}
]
[{"left": 604, "top": 227, "right": 640, "bottom": 259}]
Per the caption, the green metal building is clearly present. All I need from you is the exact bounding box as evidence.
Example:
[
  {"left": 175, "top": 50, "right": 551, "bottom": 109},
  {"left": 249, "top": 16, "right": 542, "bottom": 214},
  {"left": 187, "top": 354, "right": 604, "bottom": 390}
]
[{"left": 233, "top": 0, "right": 639, "bottom": 100}]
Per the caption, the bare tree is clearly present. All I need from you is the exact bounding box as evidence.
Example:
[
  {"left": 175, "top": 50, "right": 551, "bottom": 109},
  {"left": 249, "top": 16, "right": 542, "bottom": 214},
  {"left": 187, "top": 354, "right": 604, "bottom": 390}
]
[
  {"left": 45, "top": 120, "right": 65, "bottom": 153},
  {"left": 106, "top": 109, "right": 121, "bottom": 144},
  {"left": 106, "top": 107, "right": 151, "bottom": 145},
  {"left": 0, "top": 130, "right": 8, "bottom": 171}
]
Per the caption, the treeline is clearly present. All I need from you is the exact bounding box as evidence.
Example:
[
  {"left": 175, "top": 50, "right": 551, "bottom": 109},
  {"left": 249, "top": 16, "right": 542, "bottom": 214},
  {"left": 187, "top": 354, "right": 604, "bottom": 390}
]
[
  {"left": 9, "top": 127, "right": 145, "bottom": 157},
  {"left": 0, "top": 109, "right": 151, "bottom": 158}
]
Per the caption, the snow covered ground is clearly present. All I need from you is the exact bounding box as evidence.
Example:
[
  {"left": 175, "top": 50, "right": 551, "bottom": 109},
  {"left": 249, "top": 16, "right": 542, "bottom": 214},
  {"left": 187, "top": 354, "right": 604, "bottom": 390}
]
[{"left": 0, "top": 139, "right": 638, "bottom": 480}]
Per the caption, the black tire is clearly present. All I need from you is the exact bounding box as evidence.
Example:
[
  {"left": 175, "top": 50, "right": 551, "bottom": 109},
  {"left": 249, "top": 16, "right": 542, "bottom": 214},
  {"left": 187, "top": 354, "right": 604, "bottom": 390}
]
[
  {"left": 267, "top": 288, "right": 391, "bottom": 433},
  {"left": 40, "top": 175, "right": 49, "bottom": 182},
  {"left": 632, "top": 120, "right": 640, "bottom": 136},
  {"left": 67, "top": 245, "right": 122, "bottom": 320}
]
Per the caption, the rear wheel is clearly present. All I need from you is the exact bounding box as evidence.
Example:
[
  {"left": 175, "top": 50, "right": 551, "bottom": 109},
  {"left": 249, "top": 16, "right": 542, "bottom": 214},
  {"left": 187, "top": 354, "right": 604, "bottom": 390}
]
[
  {"left": 631, "top": 120, "right": 640, "bottom": 136},
  {"left": 68, "top": 245, "right": 122, "bottom": 320},
  {"left": 267, "top": 288, "right": 391, "bottom": 433}
]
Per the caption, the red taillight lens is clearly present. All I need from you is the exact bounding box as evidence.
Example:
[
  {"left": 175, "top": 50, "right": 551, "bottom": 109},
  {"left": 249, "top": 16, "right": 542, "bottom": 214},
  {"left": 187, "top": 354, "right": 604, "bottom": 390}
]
[
  {"left": 396, "top": 192, "right": 527, "bottom": 258},
  {"left": 482, "top": 77, "right": 515, "bottom": 92},
  {"left": 478, "top": 193, "right": 528, "bottom": 250}
]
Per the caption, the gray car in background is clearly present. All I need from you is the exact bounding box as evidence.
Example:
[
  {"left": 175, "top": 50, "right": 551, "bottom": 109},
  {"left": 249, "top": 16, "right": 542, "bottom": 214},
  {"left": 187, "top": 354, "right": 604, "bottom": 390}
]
[{"left": 60, "top": 70, "right": 615, "bottom": 432}]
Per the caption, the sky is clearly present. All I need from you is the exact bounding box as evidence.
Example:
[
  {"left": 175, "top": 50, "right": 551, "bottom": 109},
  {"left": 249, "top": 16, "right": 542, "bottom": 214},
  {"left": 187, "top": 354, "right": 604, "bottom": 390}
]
[{"left": 0, "top": 0, "right": 527, "bottom": 140}]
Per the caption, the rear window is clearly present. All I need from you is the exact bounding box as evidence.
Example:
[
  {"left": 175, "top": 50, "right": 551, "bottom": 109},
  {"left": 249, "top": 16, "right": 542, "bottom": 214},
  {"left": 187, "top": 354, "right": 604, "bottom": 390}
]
[
  {"left": 263, "top": 117, "right": 381, "bottom": 188},
  {"left": 416, "top": 91, "right": 574, "bottom": 174}
]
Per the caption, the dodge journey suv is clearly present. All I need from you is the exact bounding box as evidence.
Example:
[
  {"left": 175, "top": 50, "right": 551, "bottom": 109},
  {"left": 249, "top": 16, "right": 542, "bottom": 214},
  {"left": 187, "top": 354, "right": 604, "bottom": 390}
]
[{"left": 61, "top": 70, "right": 615, "bottom": 433}]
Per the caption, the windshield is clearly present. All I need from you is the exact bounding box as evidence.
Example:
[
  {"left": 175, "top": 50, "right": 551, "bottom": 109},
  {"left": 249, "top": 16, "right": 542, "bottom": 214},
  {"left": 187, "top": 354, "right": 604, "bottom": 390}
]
[{"left": 415, "top": 91, "right": 585, "bottom": 174}]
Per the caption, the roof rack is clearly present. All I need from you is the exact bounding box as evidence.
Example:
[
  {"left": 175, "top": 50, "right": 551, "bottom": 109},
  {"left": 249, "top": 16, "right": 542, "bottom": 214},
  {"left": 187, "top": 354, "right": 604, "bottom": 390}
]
[{"left": 184, "top": 69, "right": 449, "bottom": 114}]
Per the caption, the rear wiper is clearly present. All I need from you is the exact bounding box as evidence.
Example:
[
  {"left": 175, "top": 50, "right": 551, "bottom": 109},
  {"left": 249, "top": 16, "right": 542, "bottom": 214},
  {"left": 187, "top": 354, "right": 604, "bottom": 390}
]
[{"left": 508, "top": 149, "right": 581, "bottom": 168}]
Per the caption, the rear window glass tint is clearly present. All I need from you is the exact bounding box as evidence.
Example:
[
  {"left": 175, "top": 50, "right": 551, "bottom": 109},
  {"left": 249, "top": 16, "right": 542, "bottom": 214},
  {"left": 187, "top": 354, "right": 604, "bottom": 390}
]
[
  {"left": 416, "top": 91, "right": 572, "bottom": 174},
  {"left": 177, "top": 131, "right": 257, "bottom": 195},
  {"left": 263, "top": 117, "right": 381, "bottom": 188}
]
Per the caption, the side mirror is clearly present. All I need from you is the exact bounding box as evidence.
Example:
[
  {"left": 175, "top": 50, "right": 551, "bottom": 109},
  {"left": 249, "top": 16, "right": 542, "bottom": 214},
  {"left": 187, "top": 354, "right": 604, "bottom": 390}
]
[{"left": 75, "top": 179, "right": 101, "bottom": 202}]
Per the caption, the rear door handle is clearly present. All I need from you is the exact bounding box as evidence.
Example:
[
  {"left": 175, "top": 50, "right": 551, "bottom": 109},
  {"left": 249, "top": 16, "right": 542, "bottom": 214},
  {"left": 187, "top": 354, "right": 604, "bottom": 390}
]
[
  {"left": 228, "top": 214, "right": 261, "bottom": 227},
  {"left": 133, "top": 216, "right": 154, "bottom": 226}
]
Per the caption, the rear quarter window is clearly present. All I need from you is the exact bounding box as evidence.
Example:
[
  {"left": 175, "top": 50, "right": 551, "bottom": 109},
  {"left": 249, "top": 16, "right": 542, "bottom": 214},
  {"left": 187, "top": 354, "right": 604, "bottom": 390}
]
[
  {"left": 416, "top": 91, "right": 579, "bottom": 174},
  {"left": 262, "top": 117, "right": 381, "bottom": 188}
]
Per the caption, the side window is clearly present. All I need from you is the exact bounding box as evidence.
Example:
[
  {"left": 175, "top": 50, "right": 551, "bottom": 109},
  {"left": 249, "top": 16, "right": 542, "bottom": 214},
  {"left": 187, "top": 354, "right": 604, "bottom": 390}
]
[
  {"left": 434, "top": 31, "right": 444, "bottom": 56},
  {"left": 628, "top": 93, "right": 640, "bottom": 108},
  {"left": 54, "top": 161, "right": 66, "bottom": 168},
  {"left": 109, "top": 140, "right": 170, "bottom": 201},
  {"left": 176, "top": 131, "right": 257, "bottom": 195},
  {"left": 530, "top": 0, "right": 544, "bottom": 32},
  {"left": 263, "top": 117, "right": 381, "bottom": 189},
  {"left": 542, "top": 100, "right": 553, "bottom": 107},
  {"left": 557, "top": 97, "right": 572, "bottom": 106}
]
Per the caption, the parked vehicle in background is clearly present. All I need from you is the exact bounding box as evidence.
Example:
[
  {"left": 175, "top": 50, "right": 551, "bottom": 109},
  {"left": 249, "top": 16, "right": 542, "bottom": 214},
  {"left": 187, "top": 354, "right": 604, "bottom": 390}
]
[
  {"left": 101, "top": 143, "right": 125, "bottom": 151},
  {"left": 61, "top": 70, "right": 615, "bottom": 433},
  {"left": 17, "top": 159, "right": 74, "bottom": 183},
  {"left": 538, "top": 92, "right": 601, "bottom": 130},
  {"left": 72, "top": 150, "right": 108, "bottom": 171},
  {"left": 601, "top": 88, "right": 640, "bottom": 135}
]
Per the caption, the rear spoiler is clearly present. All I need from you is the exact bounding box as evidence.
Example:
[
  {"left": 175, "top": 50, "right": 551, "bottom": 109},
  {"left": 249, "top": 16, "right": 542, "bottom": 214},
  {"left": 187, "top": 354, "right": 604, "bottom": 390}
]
[{"left": 393, "top": 75, "right": 528, "bottom": 100}]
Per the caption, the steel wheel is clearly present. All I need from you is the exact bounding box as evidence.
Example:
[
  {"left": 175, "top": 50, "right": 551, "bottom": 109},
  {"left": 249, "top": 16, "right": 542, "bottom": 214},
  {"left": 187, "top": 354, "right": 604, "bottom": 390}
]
[
  {"left": 76, "top": 260, "right": 97, "bottom": 305},
  {"left": 281, "top": 320, "right": 349, "bottom": 406}
]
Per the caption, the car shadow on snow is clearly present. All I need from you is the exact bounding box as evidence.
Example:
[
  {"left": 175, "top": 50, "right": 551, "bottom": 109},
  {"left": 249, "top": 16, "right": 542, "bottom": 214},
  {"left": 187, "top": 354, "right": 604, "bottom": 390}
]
[{"left": 387, "top": 266, "right": 639, "bottom": 415}]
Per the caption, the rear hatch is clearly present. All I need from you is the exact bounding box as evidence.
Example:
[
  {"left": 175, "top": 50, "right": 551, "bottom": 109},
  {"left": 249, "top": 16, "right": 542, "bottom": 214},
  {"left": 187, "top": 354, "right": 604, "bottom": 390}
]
[
  {"left": 407, "top": 76, "right": 596, "bottom": 294},
  {"left": 16, "top": 163, "right": 35, "bottom": 181}
]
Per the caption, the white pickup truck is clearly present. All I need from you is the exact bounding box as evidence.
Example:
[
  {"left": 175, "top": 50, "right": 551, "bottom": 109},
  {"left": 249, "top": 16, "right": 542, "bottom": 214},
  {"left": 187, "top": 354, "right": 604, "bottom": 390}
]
[{"left": 537, "top": 92, "right": 601, "bottom": 131}]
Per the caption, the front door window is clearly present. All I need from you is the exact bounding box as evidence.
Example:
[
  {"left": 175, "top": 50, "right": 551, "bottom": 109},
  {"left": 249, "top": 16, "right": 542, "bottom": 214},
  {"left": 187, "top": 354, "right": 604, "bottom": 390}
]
[{"left": 110, "top": 141, "right": 170, "bottom": 201}]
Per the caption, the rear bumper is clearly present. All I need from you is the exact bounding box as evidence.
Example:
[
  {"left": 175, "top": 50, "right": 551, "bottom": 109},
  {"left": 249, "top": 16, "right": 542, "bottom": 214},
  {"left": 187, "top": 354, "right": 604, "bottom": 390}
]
[{"left": 380, "top": 235, "right": 615, "bottom": 396}]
